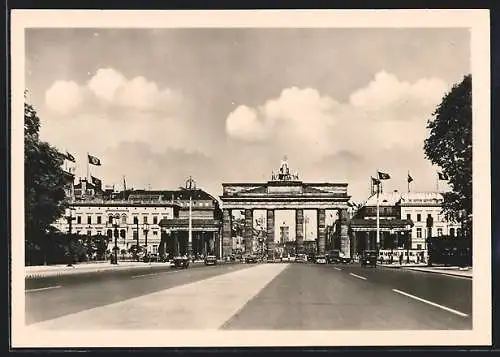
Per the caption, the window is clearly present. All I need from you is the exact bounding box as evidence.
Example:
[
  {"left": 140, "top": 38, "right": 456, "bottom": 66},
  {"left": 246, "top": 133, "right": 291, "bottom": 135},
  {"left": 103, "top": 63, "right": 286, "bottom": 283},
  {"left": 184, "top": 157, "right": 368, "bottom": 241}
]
[
  {"left": 153, "top": 245, "right": 158, "bottom": 254},
  {"left": 97, "top": 216, "right": 102, "bottom": 224},
  {"left": 76, "top": 230, "right": 80, "bottom": 235},
  {"left": 416, "top": 228, "right": 422, "bottom": 238},
  {"left": 406, "top": 213, "right": 411, "bottom": 220},
  {"left": 153, "top": 216, "right": 158, "bottom": 225},
  {"left": 437, "top": 228, "right": 443, "bottom": 236},
  {"left": 417, "top": 244, "right": 422, "bottom": 250},
  {"left": 133, "top": 216, "right": 138, "bottom": 224},
  {"left": 121, "top": 215, "right": 127, "bottom": 224},
  {"left": 108, "top": 215, "right": 113, "bottom": 224},
  {"left": 97, "top": 231, "right": 102, "bottom": 236},
  {"left": 77, "top": 216, "right": 82, "bottom": 224},
  {"left": 143, "top": 216, "right": 148, "bottom": 224},
  {"left": 153, "top": 230, "right": 158, "bottom": 236},
  {"left": 120, "top": 229, "right": 126, "bottom": 238},
  {"left": 416, "top": 214, "right": 421, "bottom": 222},
  {"left": 87, "top": 230, "right": 92, "bottom": 236},
  {"left": 87, "top": 216, "right": 92, "bottom": 224},
  {"left": 450, "top": 228, "right": 455, "bottom": 237},
  {"left": 107, "top": 229, "right": 113, "bottom": 238},
  {"left": 457, "top": 228, "right": 462, "bottom": 237},
  {"left": 133, "top": 230, "right": 138, "bottom": 240}
]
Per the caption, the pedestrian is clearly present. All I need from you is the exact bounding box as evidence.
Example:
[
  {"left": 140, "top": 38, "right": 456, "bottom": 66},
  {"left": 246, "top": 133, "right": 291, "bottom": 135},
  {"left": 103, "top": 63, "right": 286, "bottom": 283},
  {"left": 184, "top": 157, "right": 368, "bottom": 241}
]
[{"left": 399, "top": 253, "right": 403, "bottom": 265}]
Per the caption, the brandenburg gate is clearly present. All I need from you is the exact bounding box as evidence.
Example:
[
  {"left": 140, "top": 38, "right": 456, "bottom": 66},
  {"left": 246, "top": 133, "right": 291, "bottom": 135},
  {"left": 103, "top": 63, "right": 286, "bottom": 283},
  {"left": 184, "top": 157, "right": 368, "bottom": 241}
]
[{"left": 220, "top": 159, "right": 351, "bottom": 259}]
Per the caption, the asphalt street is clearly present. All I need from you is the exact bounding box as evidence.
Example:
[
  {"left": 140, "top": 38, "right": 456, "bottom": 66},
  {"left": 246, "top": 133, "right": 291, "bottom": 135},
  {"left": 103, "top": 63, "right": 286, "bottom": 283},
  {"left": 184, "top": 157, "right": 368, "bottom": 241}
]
[
  {"left": 25, "top": 263, "right": 251, "bottom": 325},
  {"left": 25, "top": 262, "right": 472, "bottom": 330}
]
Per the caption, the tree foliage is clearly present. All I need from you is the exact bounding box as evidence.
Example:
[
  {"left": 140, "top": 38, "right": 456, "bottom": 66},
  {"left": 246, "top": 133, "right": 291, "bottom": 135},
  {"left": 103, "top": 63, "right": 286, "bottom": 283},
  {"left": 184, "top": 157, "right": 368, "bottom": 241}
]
[
  {"left": 25, "top": 98, "right": 68, "bottom": 243},
  {"left": 423, "top": 75, "right": 472, "bottom": 222}
]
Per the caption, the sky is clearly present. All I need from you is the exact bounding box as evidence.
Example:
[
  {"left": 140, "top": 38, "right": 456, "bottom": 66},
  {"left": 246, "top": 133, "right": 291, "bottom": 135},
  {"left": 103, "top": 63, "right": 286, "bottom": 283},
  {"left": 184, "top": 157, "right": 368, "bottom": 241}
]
[{"left": 25, "top": 28, "right": 470, "bottom": 214}]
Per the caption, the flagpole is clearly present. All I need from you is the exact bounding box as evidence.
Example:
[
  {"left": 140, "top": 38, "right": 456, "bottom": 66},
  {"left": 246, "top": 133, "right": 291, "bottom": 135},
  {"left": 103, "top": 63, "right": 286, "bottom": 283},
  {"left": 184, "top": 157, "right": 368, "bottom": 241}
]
[
  {"left": 376, "top": 170, "right": 380, "bottom": 252},
  {"left": 86, "top": 152, "right": 90, "bottom": 181},
  {"left": 408, "top": 171, "right": 410, "bottom": 193}
]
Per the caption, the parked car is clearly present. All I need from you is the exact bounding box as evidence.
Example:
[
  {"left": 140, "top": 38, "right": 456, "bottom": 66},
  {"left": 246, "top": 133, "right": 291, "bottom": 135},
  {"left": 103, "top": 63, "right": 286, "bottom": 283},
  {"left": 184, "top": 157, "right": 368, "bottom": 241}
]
[
  {"left": 315, "top": 255, "right": 327, "bottom": 264},
  {"left": 360, "top": 250, "right": 377, "bottom": 267},
  {"left": 204, "top": 255, "right": 217, "bottom": 266}
]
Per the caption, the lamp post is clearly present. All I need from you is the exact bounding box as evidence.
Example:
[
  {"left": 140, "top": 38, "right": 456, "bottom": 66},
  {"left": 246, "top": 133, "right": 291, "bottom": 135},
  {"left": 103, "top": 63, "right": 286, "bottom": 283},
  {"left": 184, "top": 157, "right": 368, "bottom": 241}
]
[
  {"left": 406, "top": 224, "right": 411, "bottom": 264},
  {"left": 65, "top": 208, "right": 76, "bottom": 267},
  {"left": 112, "top": 214, "right": 120, "bottom": 265},
  {"left": 185, "top": 176, "right": 196, "bottom": 261},
  {"left": 144, "top": 222, "right": 149, "bottom": 253}
]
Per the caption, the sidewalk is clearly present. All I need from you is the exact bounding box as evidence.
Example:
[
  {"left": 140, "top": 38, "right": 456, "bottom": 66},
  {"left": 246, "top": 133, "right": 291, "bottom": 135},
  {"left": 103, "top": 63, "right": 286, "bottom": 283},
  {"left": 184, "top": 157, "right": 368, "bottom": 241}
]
[
  {"left": 382, "top": 263, "right": 472, "bottom": 278},
  {"left": 25, "top": 260, "right": 207, "bottom": 279}
]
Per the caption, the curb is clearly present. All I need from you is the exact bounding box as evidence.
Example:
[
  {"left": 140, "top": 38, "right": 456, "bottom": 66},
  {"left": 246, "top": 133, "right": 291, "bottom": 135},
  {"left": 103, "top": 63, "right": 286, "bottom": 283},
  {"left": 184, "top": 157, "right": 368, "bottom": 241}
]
[
  {"left": 405, "top": 267, "right": 473, "bottom": 279},
  {"left": 25, "top": 262, "right": 206, "bottom": 280}
]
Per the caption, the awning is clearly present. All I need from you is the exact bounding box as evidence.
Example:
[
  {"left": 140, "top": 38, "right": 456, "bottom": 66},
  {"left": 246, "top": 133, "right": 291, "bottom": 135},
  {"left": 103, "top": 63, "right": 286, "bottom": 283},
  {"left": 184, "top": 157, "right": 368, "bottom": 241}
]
[
  {"left": 350, "top": 219, "right": 413, "bottom": 232},
  {"left": 158, "top": 218, "right": 221, "bottom": 232}
]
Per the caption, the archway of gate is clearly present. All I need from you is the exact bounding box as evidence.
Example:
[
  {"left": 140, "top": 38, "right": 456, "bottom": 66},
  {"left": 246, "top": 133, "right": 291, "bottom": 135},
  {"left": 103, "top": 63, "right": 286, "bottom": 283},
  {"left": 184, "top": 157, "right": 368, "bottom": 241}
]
[{"left": 220, "top": 159, "right": 351, "bottom": 259}]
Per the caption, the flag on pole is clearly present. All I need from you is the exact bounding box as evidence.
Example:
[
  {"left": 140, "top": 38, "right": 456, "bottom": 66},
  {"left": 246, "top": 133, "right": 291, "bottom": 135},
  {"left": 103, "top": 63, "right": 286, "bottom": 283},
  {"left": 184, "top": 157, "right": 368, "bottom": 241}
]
[
  {"left": 66, "top": 151, "right": 76, "bottom": 162},
  {"left": 438, "top": 172, "right": 449, "bottom": 180},
  {"left": 88, "top": 154, "right": 102, "bottom": 166},
  {"left": 407, "top": 173, "right": 413, "bottom": 183},
  {"left": 371, "top": 176, "right": 381, "bottom": 185},
  {"left": 91, "top": 175, "right": 102, "bottom": 187},
  {"left": 378, "top": 171, "right": 391, "bottom": 180}
]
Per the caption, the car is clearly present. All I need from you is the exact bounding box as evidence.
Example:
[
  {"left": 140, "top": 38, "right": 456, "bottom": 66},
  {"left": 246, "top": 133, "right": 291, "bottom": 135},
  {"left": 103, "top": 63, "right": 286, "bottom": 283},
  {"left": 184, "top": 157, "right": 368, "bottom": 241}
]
[
  {"left": 171, "top": 256, "right": 190, "bottom": 269},
  {"left": 296, "top": 254, "right": 307, "bottom": 263},
  {"left": 204, "top": 255, "right": 217, "bottom": 266},
  {"left": 360, "top": 250, "right": 377, "bottom": 267},
  {"left": 307, "top": 254, "right": 316, "bottom": 263},
  {"left": 281, "top": 255, "right": 290, "bottom": 262},
  {"left": 315, "top": 255, "right": 327, "bottom": 264},
  {"left": 245, "top": 255, "right": 258, "bottom": 263}
]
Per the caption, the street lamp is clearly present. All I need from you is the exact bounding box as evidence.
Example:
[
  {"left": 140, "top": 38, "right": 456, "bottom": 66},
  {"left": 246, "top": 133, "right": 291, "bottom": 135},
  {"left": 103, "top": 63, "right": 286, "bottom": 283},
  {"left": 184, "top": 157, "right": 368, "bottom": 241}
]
[
  {"left": 144, "top": 222, "right": 149, "bottom": 253},
  {"left": 406, "top": 223, "right": 411, "bottom": 264},
  {"left": 135, "top": 217, "right": 140, "bottom": 253},
  {"left": 112, "top": 214, "right": 120, "bottom": 265},
  {"left": 64, "top": 208, "right": 76, "bottom": 267}
]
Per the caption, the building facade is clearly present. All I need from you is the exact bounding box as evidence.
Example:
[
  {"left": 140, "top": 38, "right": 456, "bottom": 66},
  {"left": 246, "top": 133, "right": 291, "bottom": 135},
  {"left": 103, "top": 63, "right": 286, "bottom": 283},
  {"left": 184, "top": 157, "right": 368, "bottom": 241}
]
[
  {"left": 400, "top": 192, "right": 461, "bottom": 249},
  {"left": 350, "top": 190, "right": 462, "bottom": 252},
  {"left": 54, "top": 178, "right": 222, "bottom": 257}
]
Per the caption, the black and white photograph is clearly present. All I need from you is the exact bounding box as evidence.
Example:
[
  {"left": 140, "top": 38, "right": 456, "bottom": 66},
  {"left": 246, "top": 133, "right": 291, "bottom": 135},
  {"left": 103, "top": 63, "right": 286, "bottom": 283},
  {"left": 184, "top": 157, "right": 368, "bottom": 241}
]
[{"left": 11, "top": 10, "right": 491, "bottom": 347}]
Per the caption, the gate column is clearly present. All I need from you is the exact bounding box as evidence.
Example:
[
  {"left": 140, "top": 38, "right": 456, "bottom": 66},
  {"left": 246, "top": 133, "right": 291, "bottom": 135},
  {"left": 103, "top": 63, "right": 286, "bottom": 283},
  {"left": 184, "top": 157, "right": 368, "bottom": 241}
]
[
  {"left": 339, "top": 208, "right": 350, "bottom": 258},
  {"left": 295, "top": 209, "right": 304, "bottom": 254},
  {"left": 222, "top": 208, "right": 232, "bottom": 258},
  {"left": 266, "top": 209, "right": 275, "bottom": 259},
  {"left": 317, "top": 209, "right": 326, "bottom": 255},
  {"left": 244, "top": 209, "right": 254, "bottom": 254}
]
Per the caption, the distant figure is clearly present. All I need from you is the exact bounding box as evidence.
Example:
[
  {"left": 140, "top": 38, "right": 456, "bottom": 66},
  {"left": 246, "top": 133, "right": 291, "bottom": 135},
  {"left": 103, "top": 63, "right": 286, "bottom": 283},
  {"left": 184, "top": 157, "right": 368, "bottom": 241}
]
[{"left": 399, "top": 253, "right": 404, "bottom": 265}]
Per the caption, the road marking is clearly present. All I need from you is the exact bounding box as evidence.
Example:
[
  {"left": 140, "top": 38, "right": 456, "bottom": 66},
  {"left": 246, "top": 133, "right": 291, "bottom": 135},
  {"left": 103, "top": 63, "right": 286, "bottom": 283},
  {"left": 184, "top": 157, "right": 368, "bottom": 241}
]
[
  {"left": 392, "top": 289, "right": 469, "bottom": 317},
  {"left": 28, "top": 264, "right": 289, "bottom": 330},
  {"left": 25, "top": 285, "right": 61, "bottom": 293},
  {"left": 333, "top": 267, "right": 342, "bottom": 271},
  {"left": 349, "top": 273, "right": 367, "bottom": 280},
  {"left": 132, "top": 271, "right": 176, "bottom": 278}
]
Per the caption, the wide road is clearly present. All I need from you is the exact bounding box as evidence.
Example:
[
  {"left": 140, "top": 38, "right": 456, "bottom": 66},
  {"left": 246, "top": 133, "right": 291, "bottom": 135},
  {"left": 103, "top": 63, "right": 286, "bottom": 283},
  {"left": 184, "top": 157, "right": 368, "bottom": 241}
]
[{"left": 25, "top": 262, "right": 471, "bottom": 330}]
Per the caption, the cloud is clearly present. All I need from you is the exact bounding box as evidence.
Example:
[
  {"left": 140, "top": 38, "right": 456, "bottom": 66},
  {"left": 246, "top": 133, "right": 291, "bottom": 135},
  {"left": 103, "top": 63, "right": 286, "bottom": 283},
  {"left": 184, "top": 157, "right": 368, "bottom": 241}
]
[
  {"left": 87, "top": 68, "right": 126, "bottom": 102},
  {"left": 226, "top": 105, "right": 267, "bottom": 141},
  {"left": 44, "top": 80, "right": 83, "bottom": 114},
  {"left": 223, "top": 71, "right": 450, "bottom": 200},
  {"left": 349, "top": 71, "right": 448, "bottom": 118},
  {"left": 87, "top": 68, "right": 181, "bottom": 110},
  {"left": 225, "top": 71, "right": 448, "bottom": 155}
]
